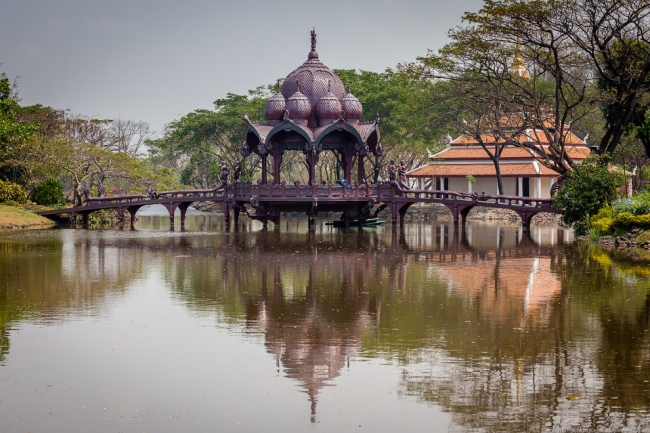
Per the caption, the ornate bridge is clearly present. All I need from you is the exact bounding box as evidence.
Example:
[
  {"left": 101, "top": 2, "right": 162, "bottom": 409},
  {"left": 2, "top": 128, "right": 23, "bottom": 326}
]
[{"left": 37, "top": 182, "right": 559, "bottom": 230}]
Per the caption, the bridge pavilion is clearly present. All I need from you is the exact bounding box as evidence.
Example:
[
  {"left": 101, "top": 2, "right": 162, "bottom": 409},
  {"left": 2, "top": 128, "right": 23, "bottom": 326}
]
[{"left": 240, "top": 29, "right": 382, "bottom": 186}]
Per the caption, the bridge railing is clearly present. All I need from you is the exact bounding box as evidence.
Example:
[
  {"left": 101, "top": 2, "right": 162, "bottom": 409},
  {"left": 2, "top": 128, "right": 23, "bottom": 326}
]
[
  {"left": 394, "top": 186, "right": 554, "bottom": 210},
  {"left": 79, "top": 182, "right": 553, "bottom": 212},
  {"left": 231, "top": 182, "right": 394, "bottom": 200}
]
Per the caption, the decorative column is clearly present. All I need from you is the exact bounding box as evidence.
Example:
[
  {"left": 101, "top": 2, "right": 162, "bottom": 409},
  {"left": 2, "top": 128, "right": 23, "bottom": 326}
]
[
  {"left": 272, "top": 151, "right": 283, "bottom": 185},
  {"left": 536, "top": 177, "right": 542, "bottom": 199},
  {"left": 357, "top": 154, "right": 365, "bottom": 184},
  {"left": 261, "top": 154, "right": 268, "bottom": 184}
]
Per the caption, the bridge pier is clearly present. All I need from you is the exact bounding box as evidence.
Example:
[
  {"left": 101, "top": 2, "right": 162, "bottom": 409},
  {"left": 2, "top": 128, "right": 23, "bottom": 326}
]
[
  {"left": 126, "top": 205, "right": 142, "bottom": 231},
  {"left": 82, "top": 212, "right": 90, "bottom": 229},
  {"left": 178, "top": 203, "right": 191, "bottom": 229},
  {"left": 164, "top": 202, "right": 179, "bottom": 231},
  {"left": 115, "top": 207, "right": 125, "bottom": 230},
  {"left": 70, "top": 212, "right": 77, "bottom": 229}
]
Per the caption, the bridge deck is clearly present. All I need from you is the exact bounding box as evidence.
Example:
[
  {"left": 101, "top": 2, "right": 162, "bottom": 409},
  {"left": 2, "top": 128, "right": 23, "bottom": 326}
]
[{"left": 37, "top": 182, "right": 559, "bottom": 229}]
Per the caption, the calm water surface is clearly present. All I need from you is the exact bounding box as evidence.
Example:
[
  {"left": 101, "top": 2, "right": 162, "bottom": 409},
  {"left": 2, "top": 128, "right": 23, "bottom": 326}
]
[{"left": 1, "top": 212, "right": 649, "bottom": 432}]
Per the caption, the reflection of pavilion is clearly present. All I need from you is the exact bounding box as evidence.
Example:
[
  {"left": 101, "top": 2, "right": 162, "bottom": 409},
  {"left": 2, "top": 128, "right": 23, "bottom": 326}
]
[{"left": 243, "top": 260, "right": 378, "bottom": 423}]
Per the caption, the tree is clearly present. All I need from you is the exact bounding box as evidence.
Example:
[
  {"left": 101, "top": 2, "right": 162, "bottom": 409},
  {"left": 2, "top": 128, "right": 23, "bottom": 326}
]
[
  {"left": 334, "top": 69, "right": 450, "bottom": 182},
  {"left": 406, "top": 1, "right": 596, "bottom": 177},
  {"left": 147, "top": 88, "right": 268, "bottom": 188},
  {"left": 0, "top": 73, "right": 38, "bottom": 180},
  {"left": 462, "top": 0, "right": 650, "bottom": 157}
]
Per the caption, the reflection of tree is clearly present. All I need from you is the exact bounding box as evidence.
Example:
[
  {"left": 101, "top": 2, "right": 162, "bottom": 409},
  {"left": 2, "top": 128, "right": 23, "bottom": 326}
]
[{"left": 0, "top": 233, "right": 145, "bottom": 363}]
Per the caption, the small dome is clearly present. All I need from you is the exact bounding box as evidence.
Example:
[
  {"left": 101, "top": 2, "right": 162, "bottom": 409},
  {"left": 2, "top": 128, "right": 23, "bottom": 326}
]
[
  {"left": 341, "top": 86, "right": 362, "bottom": 121},
  {"left": 264, "top": 87, "right": 286, "bottom": 123},
  {"left": 316, "top": 84, "right": 342, "bottom": 125},
  {"left": 286, "top": 87, "right": 312, "bottom": 124}
]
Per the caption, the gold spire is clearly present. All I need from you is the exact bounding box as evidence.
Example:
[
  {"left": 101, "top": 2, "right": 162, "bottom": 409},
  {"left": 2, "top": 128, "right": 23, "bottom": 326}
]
[
  {"left": 510, "top": 38, "right": 525, "bottom": 70},
  {"left": 510, "top": 37, "right": 529, "bottom": 78}
]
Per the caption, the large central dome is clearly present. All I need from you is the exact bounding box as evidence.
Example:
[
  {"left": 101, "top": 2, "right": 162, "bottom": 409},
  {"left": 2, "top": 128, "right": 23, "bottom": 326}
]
[{"left": 281, "top": 30, "right": 345, "bottom": 128}]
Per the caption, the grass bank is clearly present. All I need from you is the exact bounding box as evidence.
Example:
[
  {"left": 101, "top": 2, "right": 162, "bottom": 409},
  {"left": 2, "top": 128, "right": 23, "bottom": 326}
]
[{"left": 0, "top": 204, "right": 55, "bottom": 229}]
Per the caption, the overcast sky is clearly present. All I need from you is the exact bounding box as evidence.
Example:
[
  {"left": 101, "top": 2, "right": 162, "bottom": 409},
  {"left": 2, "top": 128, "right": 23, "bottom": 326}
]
[{"left": 1, "top": 0, "right": 484, "bottom": 134}]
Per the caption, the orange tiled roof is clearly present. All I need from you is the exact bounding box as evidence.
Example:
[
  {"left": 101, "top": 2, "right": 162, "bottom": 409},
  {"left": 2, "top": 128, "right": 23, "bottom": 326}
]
[
  {"left": 408, "top": 163, "right": 549, "bottom": 177},
  {"left": 451, "top": 130, "right": 586, "bottom": 146},
  {"left": 432, "top": 146, "right": 591, "bottom": 161}
]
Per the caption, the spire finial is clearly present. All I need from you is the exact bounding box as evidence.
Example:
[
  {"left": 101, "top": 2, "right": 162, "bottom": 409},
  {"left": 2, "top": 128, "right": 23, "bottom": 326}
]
[
  {"left": 510, "top": 36, "right": 525, "bottom": 70},
  {"left": 347, "top": 83, "right": 351, "bottom": 94},
  {"left": 308, "top": 28, "right": 319, "bottom": 60},
  {"left": 275, "top": 80, "right": 280, "bottom": 93}
]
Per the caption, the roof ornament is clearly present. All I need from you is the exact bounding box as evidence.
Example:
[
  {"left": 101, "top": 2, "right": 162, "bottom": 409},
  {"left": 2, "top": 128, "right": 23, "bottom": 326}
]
[{"left": 308, "top": 28, "right": 319, "bottom": 60}]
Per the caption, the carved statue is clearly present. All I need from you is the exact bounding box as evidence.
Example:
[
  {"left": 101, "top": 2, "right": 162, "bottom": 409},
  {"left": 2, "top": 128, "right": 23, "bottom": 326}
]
[
  {"left": 387, "top": 159, "right": 397, "bottom": 182},
  {"left": 81, "top": 181, "right": 91, "bottom": 205},
  {"left": 220, "top": 161, "right": 231, "bottom": 185},
  {"left": 398, "top": 160, "right": 409, "bottom": 189},
  {"left": 233, "top": 162, "right": 242, "bottom": 183},
  {"left": 550, "top": 175, "right": 564, "bottom": 197},
  {"left": 95, "top": 180, "right": 106, "bottom": 197}
]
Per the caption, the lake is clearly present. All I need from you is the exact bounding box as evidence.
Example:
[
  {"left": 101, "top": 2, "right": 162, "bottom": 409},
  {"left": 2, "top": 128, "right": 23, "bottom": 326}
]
[{"left": 0, "top": 212, "right": 648, "bottom": 432}]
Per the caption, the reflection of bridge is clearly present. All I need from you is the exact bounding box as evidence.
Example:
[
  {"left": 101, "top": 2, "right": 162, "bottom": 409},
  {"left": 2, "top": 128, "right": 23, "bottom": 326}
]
[{"left": 38, "top": 182, "right": 559, "bottom": 230}]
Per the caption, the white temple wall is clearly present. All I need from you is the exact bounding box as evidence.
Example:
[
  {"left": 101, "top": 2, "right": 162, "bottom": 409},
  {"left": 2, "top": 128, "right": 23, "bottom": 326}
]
[{"left": 472, "top": 177, "right": 499, "bottom": 196}]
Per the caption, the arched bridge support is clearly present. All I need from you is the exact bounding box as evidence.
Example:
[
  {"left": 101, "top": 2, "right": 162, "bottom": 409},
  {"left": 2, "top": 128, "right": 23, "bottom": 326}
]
[
  {"left": 398, "top": 203, "right": 414, "bottom": 228},
  {"left": 178, "top": 202, "right": 191, "bottom": 229},
  {"left": 164, "top": 202, "right": 179, "bottom": 231},
  {"left": 127, "top": 205, "right": 143, "bottom": 230},
  {"left": 443, "top": 203, "right": 475, "bottom": 228},
  {"left": 515, "top": 210, "right": 538, "bottom": 230}
]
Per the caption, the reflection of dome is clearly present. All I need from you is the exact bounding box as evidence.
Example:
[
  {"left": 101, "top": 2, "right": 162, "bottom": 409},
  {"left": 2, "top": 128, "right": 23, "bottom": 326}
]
[
  {"left": 264, "top": 87, "right": 286, "bottom": 124},
  {"left": 316, "top": 85, "right": 342, "bottom": 126},
  {"left": 286, "top": 88, "right": 312, "bottom": 125},
  {"left": 341, "top": 87, "right": 362, "bottom": 121}
]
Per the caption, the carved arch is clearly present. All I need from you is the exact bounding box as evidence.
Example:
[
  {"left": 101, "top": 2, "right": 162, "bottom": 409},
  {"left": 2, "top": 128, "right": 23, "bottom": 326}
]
[
  {"left": 314, "top": 120, "right": 364, "bottom": 152},
  {"left": 266, "top": 120, "right": 314, "bottom": 152}
]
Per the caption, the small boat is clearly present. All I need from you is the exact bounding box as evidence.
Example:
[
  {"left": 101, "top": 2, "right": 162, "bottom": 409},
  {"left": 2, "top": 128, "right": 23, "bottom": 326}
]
[{"left": 326, "top": 217, "right": 385, "bottom": 227}]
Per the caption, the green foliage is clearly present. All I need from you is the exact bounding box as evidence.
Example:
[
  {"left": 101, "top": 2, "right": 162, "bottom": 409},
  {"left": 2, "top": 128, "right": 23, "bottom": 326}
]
[
  {"left": 465, "top": 174, "right": 476, "bottom": 184},
  {"left": 553, "top": 155, "right": 625, "bottom": 234},
  {"left": 611, "top": 212, "right": 650, "bottom": 229},
  {"left": 147, "top": 89, "right": 268, "bottom": 188},
  {"left": 0, "top": 180, "right": 26, "bottom": 204},
  {"left": 30, "top": 179, "right": 64, "bottom": 206},
  {"left": 587, "top": 205, "right": 614, "bottom": 238},
  {"left": 613, "top": 191, "right": 650, "bottom": 216}
]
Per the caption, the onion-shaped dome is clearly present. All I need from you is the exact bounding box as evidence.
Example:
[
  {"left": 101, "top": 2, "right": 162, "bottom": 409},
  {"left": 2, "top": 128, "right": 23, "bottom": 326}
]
[
  {"left": 286, "top": 86, "right": 312, "bottom": 125},
  {"left": 281, "top": 30, "right": 345, "bottom": 127},
  {"left": 341, "top": 85, "right": 362, "bottom": 121},
  {"left": 264, "top": 84, "right": 286, "bottom": 123},
  {"left": 316, "top": 83, "right": 342, "bottom": 126}
]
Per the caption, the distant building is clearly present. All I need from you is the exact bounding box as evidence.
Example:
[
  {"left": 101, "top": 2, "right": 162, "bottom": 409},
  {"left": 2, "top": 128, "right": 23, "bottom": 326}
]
[{"left": 407, "top": 128, "right": 591, "bottom": 199}]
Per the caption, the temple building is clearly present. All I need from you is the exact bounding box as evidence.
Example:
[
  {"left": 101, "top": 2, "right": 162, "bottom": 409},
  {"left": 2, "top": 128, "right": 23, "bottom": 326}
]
[
  {"left": 406, "top": 128, "right": 591, "bottom": 199},
  {"left": 241, "top": 29, "right": 381, "bottom": 185}
]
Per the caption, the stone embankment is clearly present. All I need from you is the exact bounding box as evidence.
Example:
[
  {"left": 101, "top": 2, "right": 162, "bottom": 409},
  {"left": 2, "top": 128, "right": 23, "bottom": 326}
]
[
  {"left": 377, "top": 205, "right": 560, "bottom": 224},
  {"left": 596, "top": 229, "right": 650, "bottom": 250}
]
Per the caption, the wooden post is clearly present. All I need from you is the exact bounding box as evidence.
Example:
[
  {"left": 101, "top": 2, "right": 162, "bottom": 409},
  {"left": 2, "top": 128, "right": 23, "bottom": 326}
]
[{"left": 261, "top": 154, "right": 268, "bottom": 184}]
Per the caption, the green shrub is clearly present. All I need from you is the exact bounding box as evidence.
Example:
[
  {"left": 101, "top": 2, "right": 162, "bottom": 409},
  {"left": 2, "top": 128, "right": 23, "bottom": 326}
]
[
  {"left": 588, "top": 206, "right": 615, "bottom": 237},
  {"left": 0, "top": 180, "right": 26, "bottom": 204},
  {"left": 552, "top": 155, "right": 625, "bottom": 235},
  {"left": 31, "top": 179, "right": 65, "bottom": 206}
]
